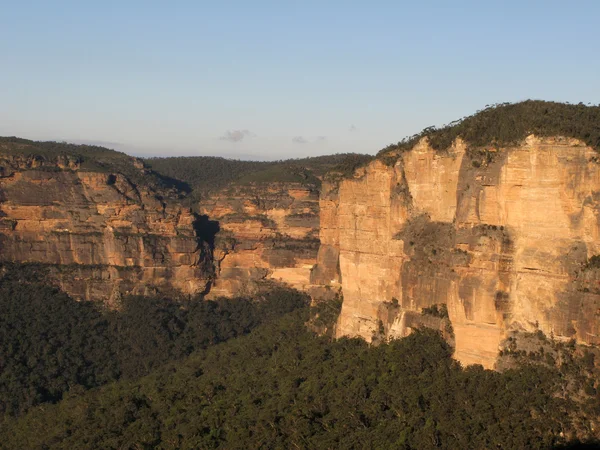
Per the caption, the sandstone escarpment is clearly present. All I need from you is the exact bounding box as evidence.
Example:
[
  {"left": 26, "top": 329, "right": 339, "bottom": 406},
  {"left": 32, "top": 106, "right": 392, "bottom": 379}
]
[
  {"left": 0, "top": 149, "right": 212, "bottom": 302},
  {"left": 315, "top": 136, "right": 600, "bottom": 368},
  {"left": 198, "top": 182, "right": 321, "bottom": 297}
]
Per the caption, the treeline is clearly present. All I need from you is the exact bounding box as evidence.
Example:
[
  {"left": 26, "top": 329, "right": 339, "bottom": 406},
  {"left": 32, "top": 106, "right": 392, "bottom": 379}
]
[
  {"left": 378, "top": 100, "right": 600, "bottom": 159},
  {"left": 145, "top": 153, "right": 373, "bottom": 199},
  {"left": 2, "top": 308, "right": 599, "bottom": 449},
  {"left": 0, "top": 268, "right": 309, "bottom": 417}
]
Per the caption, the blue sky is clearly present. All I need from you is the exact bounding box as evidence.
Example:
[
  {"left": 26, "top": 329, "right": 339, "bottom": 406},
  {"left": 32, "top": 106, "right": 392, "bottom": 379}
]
[{"left": 1, "top": 1, "right": 599, "bottom": 159}]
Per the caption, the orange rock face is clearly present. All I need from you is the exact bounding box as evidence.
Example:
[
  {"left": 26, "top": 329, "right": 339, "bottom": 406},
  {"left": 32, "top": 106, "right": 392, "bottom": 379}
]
[
  {"left": 314, "top": 136, "right": 600, "bottom": 368},
  {"left": 198, "top": 182, "right": 321, "bottom": 297},
  {"left": 0, "top": 154, "right": 212, "bottom": 302}
]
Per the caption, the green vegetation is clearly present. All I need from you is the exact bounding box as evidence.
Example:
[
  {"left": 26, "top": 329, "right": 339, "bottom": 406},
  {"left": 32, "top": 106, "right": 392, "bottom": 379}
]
[
  {"left": 145, "top": 153, "right": 373, "bottom": 200},
  {"left": 377, "top": 100, "right": 600, "bottom": 165},
  {"left": 308, "top": 295, "right": 343, "bottom": 336},
  {"left": 1, "top": 264, "right": 599, "bottom": 447},
  {"left": 145, "top": 156, "right": 268, "bottom": 194},
  {"left": 3, "top": 308, "right": 599, "bottom": 448},
  {"left": 0, "top": 265, "right": 308, "bottom": 417},
  {"left": 583, "top": 255, "right": 600, "bottom": 269},
  {"left": 421, "top": 303, "right": 449, "bottom": 319},
  {"left": 219, "top": 212, "right": 277, "bottom": 228}
]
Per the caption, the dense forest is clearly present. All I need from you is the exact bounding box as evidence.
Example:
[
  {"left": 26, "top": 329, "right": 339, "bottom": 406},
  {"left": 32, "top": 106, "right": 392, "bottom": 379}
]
[
  {"left": 0, "top": 136, "right": 373, "bottom": 200},
  {"left": 145, "top": 153, "right": 373, "bottom": 200},
  {"left": 2, "top": 304, "right": 600, "bottom": 449},
  {"left": 0, "top": 137, "right": 188, "bottom": 195},
  {"left": 0, "top": 265, "right": 309, "bottom": 418},
  {"left": 0, "top": 265, "right": 599, "bottom": 448}
]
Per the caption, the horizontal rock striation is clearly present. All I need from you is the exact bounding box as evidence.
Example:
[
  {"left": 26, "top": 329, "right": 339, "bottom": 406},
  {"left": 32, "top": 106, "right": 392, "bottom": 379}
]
[
  {"left": 0, "top": 150, "right": 212, "bottom": 302},
  {"left": 314, "top": 136, "right": 600, "bottom": 368},
  {"left": 198, "top": 182, "right": 321, "bottom": 297}
]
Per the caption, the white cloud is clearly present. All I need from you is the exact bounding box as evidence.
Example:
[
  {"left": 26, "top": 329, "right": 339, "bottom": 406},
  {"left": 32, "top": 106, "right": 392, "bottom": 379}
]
[
  {"left": 292, "top": 136, "right": 308, "bottom": 144},
  {"left": 220, "top": 129, "right": 254, "bottom": 142}
]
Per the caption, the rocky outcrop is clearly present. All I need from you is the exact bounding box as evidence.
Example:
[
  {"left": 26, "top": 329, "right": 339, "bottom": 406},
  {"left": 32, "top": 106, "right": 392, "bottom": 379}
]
[
  {"left": 198, "top": 182, "right": 321, "bottom": 297},
  {"left": 314, "top": 136, "right": 600, "bottom": 368},
  {"left": 0, "top": 152, "right": 212, "bottom": 302}
]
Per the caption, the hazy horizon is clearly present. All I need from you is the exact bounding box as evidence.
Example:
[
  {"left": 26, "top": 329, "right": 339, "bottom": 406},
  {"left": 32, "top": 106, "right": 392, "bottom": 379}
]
[{"left": 2, "top": 1, "right": 599, "bottom": 159}]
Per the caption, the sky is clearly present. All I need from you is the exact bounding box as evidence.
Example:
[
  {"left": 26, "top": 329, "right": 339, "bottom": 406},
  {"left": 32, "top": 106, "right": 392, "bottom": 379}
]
[{"left": 1, "top": 1, "right": 599, "bottom": 160}]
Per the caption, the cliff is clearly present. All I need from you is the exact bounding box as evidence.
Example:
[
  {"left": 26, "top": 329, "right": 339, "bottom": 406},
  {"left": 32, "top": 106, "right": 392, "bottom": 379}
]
[
  {"left": 0, "top": 139, "right": 212, "bottom": 302},
  {"left": 145, "top": 153, "right": 370, "bottom": 300},
  {"left": 315, "top": 135, "right": 600, "bottom": 368},
  {"left": 198, "top": 181, "right": 321, "bottom": 297},
  {"left": 0, "top": 142, "right": 369, "bottom": 303}
]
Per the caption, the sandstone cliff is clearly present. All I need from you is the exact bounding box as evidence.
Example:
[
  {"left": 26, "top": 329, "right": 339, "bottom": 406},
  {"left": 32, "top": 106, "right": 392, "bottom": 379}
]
[
  {"left": 315, "top": 135, "right": 600, "bottom": 368},
  {"left": 198, "top": 182, "right": 321, "bottom": 297},
  {"left": 0, "top": 141, "right": 212, "bottom": 302}
]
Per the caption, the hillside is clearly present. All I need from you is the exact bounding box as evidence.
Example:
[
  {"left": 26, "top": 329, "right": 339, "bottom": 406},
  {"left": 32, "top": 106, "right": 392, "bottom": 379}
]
[
  {"left": 0, "top": 138, "right": 213, "bottom": 301},
  {"left": 145, "top": 153, "right": 373, "bottom": 198}
]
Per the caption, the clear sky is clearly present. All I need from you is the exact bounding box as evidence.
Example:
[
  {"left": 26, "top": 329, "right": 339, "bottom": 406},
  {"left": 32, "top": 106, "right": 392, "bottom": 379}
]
[{"left": 1, "top": 1, "right": 599, "bottom": 159}]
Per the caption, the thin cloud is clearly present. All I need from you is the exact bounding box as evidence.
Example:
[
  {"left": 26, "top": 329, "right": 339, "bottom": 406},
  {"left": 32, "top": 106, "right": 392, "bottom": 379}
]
[
  {"left": 316, "top": 136, "right": 327, "bottom": 142},
  {"left": 220, "top": 129, "right": 254, "bottom": 142},
  {"left": 292, "top": 136, "right": 308, "bottom": 144},
  {"left": 349, "top": 124, "right": 357, "bottom": 132}
]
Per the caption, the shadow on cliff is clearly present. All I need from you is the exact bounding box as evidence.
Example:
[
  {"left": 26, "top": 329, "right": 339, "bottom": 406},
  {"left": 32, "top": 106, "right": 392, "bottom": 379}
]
[
  {"left": 154, "top": 172, "right": 192, "bottom": 194},
  {"left": 194, "top": 215, "right": 220, "bottom": 250},
  {"left": 193, "top": 215, "right": 221, "bottom": 296}
]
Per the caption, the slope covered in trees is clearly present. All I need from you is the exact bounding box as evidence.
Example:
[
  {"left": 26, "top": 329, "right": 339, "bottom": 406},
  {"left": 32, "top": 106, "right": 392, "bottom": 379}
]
[
  {"left": 0, "top": 265, "right": 309, "bottom": 417},
  {"left": 145, "top": 153, "right": 373, "bottom": 200},
  {"left": 2, "top": 303, "right": 599, "bottom": 449}
]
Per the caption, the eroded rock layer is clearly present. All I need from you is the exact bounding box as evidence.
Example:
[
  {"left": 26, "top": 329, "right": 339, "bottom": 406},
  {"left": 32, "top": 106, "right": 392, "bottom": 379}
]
[
  {"left": 0, "top": 153, "right": 212, "bottom": 302},
  {"left": 315, "top": 136, "right": 600, "bottom": 368},
  {"left": 198, "top": 182, "right": 321, "bottom": 297}
]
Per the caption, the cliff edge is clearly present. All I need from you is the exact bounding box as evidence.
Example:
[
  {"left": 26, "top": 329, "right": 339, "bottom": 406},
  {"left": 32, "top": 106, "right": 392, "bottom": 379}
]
[{"left": 313, "top": 101, "right": 600, "bottom": 368}]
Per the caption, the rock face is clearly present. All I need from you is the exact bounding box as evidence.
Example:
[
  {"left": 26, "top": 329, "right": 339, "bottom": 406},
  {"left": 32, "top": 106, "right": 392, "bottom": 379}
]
[
  {"left": 0, "top": 152, "right": 212, "bottom": 302},
  {"left": 314, "top": 136, "right": 600, "bottom": 368},
  {"left": 198, "top": 182, "right": 321, "bottom": 297}
]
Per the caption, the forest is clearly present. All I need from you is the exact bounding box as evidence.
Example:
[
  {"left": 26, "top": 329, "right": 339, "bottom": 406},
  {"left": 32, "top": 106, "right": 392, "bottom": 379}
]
[
  {"left": 0, "top": 265, "right": 309, "bottom": 418},
  {"left": 145, "top": 153, "right": 373, "bottom": 201},
  {"left": 0, "top": 266, "right": 599, "bottom": 449}
]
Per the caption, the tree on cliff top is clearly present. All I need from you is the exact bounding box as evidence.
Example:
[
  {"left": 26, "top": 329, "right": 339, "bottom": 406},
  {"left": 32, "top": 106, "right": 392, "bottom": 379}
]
[{"left": 378, "top": 100, "right": 600, "bottom": 158}]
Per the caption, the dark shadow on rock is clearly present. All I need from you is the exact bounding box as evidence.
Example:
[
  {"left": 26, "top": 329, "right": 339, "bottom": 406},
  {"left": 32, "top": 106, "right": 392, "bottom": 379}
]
[
  {"left": 153, "top": 171, "right": 192, "bottom": 194},
  {"left": 194, "top": 215, "right": 220, "bottom": 250}
]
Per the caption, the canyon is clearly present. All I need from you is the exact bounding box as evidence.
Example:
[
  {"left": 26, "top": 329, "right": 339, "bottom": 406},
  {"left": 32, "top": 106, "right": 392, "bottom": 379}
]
[
  {"left": 198, "top": 181, "right": 321, "bottom": 298},
  {"left": 2, "top": 109, "right": 600, "bottom": 369}
]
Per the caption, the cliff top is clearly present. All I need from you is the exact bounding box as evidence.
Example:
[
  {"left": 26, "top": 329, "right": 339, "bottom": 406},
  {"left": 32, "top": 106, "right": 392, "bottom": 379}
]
[
  {"left": 0, "top": 137, "right": 189, "bottom": 197},
  {"left": 378, "top": 100, "right": 600, "bottom": 160},
  {"left": 0, "top": 136, "right": 373, "bottom": 200}
]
